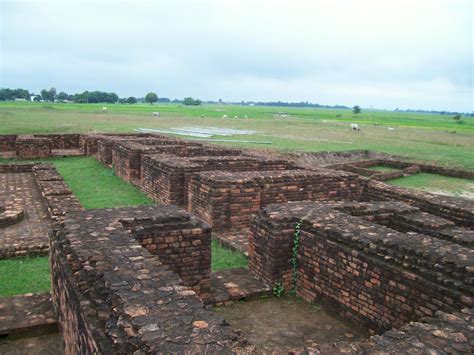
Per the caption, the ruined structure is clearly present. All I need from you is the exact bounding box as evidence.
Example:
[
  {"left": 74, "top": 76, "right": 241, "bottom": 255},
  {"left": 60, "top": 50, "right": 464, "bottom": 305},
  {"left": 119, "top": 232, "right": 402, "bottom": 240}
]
[{"left": 0, "top": 133, "right": 473, "bottom": 353}]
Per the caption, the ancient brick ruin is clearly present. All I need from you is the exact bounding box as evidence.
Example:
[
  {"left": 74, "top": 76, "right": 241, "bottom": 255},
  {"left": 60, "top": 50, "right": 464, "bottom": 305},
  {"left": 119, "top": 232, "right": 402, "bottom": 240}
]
[{"left": 1, "top": 133, "right": 473, "bottom": 353}]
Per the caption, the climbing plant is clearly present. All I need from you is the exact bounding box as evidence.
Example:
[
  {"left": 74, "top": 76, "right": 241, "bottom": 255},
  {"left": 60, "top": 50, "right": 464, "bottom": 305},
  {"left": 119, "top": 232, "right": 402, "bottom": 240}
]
[{"left": 290, "top": 218, "right": 303, "bottom": 293}]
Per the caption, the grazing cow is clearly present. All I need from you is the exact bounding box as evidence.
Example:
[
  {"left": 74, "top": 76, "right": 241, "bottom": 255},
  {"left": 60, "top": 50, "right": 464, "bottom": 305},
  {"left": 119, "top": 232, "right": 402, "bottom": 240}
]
[
  {"left": 234, "top": 115, "right": 238, "bottom": 119},
  {"left": 222, "top": 115, "right": 228, "bottom": 118},
  {"left": 153, "top": 112, "right": 160, "bottom": 117},
  {"left": 102, "top": 107, "right": 107, "bottom": 112},
  {"left": 388, "top": 127, "right": 395, "bottom": 131},
  {"left": 350, "top": 123, "right": 360, "bottom": 131}
]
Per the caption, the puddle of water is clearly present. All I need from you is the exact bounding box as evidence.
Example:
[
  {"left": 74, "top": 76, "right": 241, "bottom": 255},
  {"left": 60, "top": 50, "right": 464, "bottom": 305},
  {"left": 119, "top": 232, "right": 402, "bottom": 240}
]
[{"left": 214, "top": 296, "right": 368, "bottom": 352}]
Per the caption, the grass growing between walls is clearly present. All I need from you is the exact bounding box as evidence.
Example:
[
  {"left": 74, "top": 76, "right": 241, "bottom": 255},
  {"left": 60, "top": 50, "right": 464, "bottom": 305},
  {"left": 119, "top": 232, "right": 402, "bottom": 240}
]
[
  {"left": 0, "top": 257, "right": 50, "bottom": 297},
  {"left": 389, "top": 173, "right": 474, "bottom": 199},
  {"left": 211, "top": 239, "right": 248, "bottom": 271},
  {"left": 0, "top": 157, "right": 247, "bottom": 297}
]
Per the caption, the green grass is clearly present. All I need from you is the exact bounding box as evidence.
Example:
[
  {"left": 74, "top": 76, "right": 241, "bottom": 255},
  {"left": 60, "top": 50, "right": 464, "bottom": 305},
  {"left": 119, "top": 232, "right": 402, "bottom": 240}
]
[
  {"left": 52, "top": 157, "right": 153, "bottom": 209},
  {"left": 389, "top": 173, "right": 474, "bottom": 199},
  {"left": 0, "top": 257, "right": 50, "bottom": 297},
  {"left": 211, "top": 239, "right": 248, "bottom": 271},
  {"left": 368, "top": 166, "right": 400, "bottom": 172},
  {"left": 1, "top": 101, "right": 473, "bottom": 169}
]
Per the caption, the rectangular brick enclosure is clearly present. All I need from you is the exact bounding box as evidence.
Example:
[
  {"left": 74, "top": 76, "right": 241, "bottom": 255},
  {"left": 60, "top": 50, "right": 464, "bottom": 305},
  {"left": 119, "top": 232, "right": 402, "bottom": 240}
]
[
  {"left": 249, "top": 200, "right": 473, "bottom": 332},
  {"left": 141, "top": 154, "right": 294, "bottom": 206},
  {"left": 189, "top": 169, "right": 365, "bottom": 231}
]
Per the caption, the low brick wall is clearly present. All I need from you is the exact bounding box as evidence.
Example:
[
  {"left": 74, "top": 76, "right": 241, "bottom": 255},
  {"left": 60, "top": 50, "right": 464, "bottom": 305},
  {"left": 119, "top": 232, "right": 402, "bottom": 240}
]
[
  {"left": 249, "top": 201, "right": 473, "bottom": 333},
  {"left": 15, "top": 136, "right": 52, "bottom": 159},
  {"left": 364, "top": 180, "right": 474, "bottom": 227},
  {"left": 0, "top": 135, "right": 18, "bottom": 151},
  {"left": 33, "top": 134, "right": 80, "bottom": 149},
  {"left": 331, "top": 158, "right": 474, "bottom": 181},
  {"left": 141, "top": 154, "right": 294, "bottom": 205},
  {"left": 50, "top": 205, "right": 249, "bottom": 353},
  {"left": 189, "top": 169, "right": 365, "bottom": 231}
]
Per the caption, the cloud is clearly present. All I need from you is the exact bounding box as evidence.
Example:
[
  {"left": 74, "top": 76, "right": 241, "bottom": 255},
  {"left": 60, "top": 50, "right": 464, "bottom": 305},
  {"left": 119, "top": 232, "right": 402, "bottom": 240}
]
[{"left": 1, "top": 0, "right": 472, "bottom": 111}]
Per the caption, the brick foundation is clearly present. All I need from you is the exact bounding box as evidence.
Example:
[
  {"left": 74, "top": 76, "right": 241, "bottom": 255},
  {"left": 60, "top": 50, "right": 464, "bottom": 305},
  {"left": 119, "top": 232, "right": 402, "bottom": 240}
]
[
  {"left": 141, "top": 154, "right": 294, "bottom": 205},
  {"left": 189, "top": 169, "right": 365, "bottom": 231},
  {"left": 15, "top": 136, "right": 52, "bottom": 159},
  {"left": 249, "top": 201, "right": 473, "bottom": 333}
]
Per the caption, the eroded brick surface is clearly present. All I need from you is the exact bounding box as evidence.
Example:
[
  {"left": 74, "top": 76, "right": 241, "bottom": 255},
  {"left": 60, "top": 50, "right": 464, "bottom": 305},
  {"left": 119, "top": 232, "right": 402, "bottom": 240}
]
[
  {"left": 0, "top": 171, "right": 52, "bottom": 258},
  {"left": 0, "top": 293, "right": 57, "bottom": 336}
]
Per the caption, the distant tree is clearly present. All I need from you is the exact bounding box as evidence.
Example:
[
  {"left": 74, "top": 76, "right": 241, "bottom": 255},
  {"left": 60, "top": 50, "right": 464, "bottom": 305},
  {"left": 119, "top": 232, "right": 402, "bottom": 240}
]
[
  {"left": 452, "top": 114, "right": 461, "bottom": 120},
  {"left": 145, "top": 92, "right": 158, "bottom": 105},
  {"left": 40, "top": 87, "right": 56, "bottom": 101},
  {"left": 353, "top": 105, "right": 361, "bottom": 114},
  {"left": 126, "top": 96, "right": 137, "bottom": 104},
  {"left": 118, "top": 98, "right": 127, "bottom": 104},
  {"left": 183, "top": 97, "right": 202, "bottom": 106},
  {"left": 158, "top": 97, "right": 171, "bottom": 103},
  {"left": 57, "top": 92, "right": 69, "bottom": 101}
]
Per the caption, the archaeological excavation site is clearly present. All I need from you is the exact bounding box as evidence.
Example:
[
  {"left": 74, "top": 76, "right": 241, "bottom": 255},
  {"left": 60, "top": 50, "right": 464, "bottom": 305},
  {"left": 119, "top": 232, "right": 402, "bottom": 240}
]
[{"left": 0, "top": 133, "right": 473, "bottom": 354}]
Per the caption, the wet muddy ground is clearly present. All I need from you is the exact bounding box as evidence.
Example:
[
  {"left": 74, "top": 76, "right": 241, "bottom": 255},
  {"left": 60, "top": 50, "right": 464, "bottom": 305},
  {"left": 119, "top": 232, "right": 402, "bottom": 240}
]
[{"left": 214, "top": 295, "right": 368, "bottom": 352}]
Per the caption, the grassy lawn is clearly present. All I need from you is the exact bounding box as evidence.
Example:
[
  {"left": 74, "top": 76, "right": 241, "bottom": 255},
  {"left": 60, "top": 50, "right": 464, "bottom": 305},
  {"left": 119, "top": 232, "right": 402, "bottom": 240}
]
[
  {"left": 0, "top": 102, "right": 473, "bottom": 170},
  {"left": 389, "top": 173, "right": 474, "bottom": 199},
  {"left": 211, "top": 239, "right": 248, "bottom": 271},
  {"left": 52, "top": 157, "right": 153, "bottom": 209},
  {"left": 0, "top": 257, "right": 50, "bottom": 297}
]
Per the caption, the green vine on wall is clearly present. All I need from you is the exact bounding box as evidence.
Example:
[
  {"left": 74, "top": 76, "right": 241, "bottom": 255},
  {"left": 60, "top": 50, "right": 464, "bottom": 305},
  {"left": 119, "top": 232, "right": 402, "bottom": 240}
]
[{"left": 290, "top": 218, "right": 303, "bottom": 293}]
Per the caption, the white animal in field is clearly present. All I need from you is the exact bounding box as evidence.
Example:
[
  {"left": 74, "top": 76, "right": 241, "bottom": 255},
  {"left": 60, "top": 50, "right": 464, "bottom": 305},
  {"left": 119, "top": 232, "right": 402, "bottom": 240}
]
[
  {"left": 222, "top": 114, "right": 228, "bottom": 118},
  {"left": 350, "top": 123, "right": 360, "bottom": 131},
  {"left": 234, "top": 115, "right": 238, "bottom": 119},
  {"left": 152, "top": 112, "right": 160, "bottom": 117},
  {"left": 102, "top": 107, "right": 107, "bottom": 112},
  {"left": 244, "top": 115, "right": 248, "bottom": 119},
  {"left": 388, "top": 127, "right": 395, "bottom": 131}
]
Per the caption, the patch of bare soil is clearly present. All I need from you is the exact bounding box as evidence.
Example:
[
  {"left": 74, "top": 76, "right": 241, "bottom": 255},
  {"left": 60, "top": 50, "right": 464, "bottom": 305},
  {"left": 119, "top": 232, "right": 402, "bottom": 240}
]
[{"left": 214, "top": 296, "right": 368, "bottom": 352}]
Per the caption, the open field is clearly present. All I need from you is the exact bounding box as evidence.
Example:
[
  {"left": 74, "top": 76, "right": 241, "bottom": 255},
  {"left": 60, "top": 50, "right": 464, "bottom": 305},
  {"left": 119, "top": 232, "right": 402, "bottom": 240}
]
[{"left": 1, "top": 102, "right": 473, "bottom": 169}]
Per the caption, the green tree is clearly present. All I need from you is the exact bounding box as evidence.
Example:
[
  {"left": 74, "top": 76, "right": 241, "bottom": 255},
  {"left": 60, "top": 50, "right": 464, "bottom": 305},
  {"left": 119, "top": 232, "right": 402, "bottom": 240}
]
[
  {"left": 452, "top": 114, "right": 461, "bottom": 120},
  {"left": 353, "top": 105, "right": 361, "bottom": 114},
  {"left": 183, "top": 97, "right": 202, "bottom": 106},
  {"left": 126, "top": 96, "right": 137, "bottom": 104},
  {"left": 145, "top": 92, "right": 158, "bottom": 105},
  {"left": 57, "top": 92, "right": 69, "bottom": 101}
]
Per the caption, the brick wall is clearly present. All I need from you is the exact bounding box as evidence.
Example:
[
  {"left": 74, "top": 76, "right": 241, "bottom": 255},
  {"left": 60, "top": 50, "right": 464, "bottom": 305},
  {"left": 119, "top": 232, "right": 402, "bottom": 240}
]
[
  {"left": 249, "top": 201, "right": 473, "bottom": 333},
  {"left": 141, "top": 154, "right": 293, "bottom": 206},
  {"left": 15, "top": 136, "right": 52, "bottom": 159},
  {"left": 189, "top": 169, "right": 365, "bottom": 231},
  {"left": 0, "top": 135, "right": 18, "bottom": 151},
  {"left": 50, "top": 205, "right": 248, "bottom": 353},
  {"left": 33, "top": 134, "right": 80, "bottom": 149}
]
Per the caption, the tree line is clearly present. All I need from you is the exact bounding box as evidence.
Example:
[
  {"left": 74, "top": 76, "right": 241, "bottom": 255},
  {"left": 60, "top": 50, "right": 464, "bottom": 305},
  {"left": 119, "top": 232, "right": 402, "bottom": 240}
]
[{"left": 0, "top": 87, "right": 162, "bottom": 105}]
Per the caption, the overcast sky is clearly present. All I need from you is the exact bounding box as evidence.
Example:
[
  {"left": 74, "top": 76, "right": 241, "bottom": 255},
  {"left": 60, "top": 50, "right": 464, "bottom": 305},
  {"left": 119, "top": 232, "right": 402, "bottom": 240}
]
[{"left": 1, "top": 0, "right": 472, "bottom": 111}]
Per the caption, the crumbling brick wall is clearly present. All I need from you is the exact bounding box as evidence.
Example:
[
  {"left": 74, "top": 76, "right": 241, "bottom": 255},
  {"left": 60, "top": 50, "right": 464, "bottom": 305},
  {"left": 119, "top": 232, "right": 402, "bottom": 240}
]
[
  {"left": 0, "top": 135, "right": 18, "bottom": 151},
  {"left": 249, "top": 201, "right": 473, "bottom": 333},
  {"left": 15, "top": 136, "right": 52, "bottom": 159},
  {"left": 33, "top": 134, "right": 80, "bottom": 149},
  {"left": 141, "top": 154, "right": 294, "bottom": 206},
  {"left": 50, "top": 205, "right": 249, "bottom": 353},
  {"left": 189, "top": 169, "right": 365, "bottom": 231}
]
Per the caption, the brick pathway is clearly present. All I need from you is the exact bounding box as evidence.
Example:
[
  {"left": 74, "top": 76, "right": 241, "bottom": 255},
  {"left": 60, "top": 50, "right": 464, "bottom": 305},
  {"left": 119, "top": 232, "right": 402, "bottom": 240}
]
[
  {"left": 0, "top": 172, "right": 52, "bottom": 258},
  {"left": 209, "top": 268, "right": 271, "bottom": 305}
]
